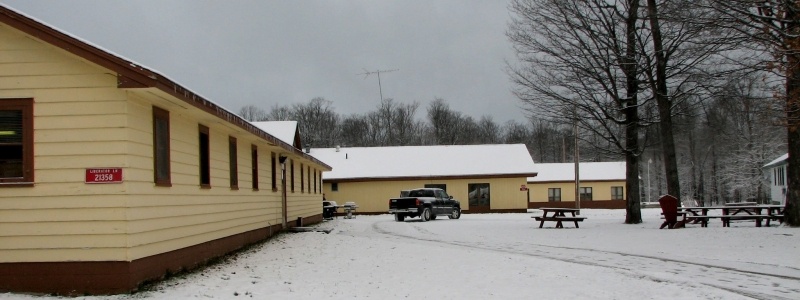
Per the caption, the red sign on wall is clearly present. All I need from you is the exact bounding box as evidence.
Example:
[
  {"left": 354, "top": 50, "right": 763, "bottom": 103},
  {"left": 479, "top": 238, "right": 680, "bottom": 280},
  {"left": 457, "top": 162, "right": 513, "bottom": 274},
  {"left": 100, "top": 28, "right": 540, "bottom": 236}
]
[{"left": 85, "top": 168, "right": 123, "bottom": 183}]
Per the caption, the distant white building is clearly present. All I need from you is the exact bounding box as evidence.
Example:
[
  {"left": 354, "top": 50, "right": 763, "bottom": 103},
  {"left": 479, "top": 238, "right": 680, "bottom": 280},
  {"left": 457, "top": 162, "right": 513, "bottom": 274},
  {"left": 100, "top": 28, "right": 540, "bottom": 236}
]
[{"left": 763, "top": 153, "right": 788, "bottom": 205}]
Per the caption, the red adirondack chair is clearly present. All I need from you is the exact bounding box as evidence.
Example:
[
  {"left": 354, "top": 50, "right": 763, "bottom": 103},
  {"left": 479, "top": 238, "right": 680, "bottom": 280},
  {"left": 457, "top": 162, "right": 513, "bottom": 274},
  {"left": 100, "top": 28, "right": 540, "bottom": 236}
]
[{"left": 659, "top": 195, "right": 685, "bottom": 229}]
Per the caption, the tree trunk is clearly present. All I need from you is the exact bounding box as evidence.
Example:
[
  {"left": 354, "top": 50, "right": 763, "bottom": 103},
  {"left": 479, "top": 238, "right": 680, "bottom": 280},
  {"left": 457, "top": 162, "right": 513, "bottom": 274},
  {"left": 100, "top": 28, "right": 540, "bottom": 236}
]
[
  {"left": 624, "top": 0, "right": 642, "bottom": 224},
  {"left": 647, "top": 0, "right": 681, "bottom": 199},
  {"left": 784, "top": 2, "right": 800, "bottom": 226}
]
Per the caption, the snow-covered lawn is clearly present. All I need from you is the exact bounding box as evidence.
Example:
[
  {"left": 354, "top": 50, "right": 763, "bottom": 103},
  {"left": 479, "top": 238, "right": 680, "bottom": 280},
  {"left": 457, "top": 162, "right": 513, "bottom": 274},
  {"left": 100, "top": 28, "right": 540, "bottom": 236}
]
[{"left": 4, "top": 208, "right": 799, "bottom": 299}]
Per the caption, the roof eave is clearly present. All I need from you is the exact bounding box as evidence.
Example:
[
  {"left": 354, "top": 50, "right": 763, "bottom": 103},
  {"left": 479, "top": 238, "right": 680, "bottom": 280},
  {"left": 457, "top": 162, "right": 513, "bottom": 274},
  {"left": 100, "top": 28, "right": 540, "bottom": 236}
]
[
  {"left": 0, "top": 5, "right": 331, "bottom": 170},
  {"left": 323, "top": 172, "right": 538, "bottom": 183}
]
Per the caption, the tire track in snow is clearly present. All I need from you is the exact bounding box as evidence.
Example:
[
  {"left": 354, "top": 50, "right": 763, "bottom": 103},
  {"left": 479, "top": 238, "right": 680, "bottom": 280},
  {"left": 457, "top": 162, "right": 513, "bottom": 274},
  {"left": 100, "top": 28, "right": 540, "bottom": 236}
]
[{"left": 370, "top": 220, "right": 800, "bottom": 300}]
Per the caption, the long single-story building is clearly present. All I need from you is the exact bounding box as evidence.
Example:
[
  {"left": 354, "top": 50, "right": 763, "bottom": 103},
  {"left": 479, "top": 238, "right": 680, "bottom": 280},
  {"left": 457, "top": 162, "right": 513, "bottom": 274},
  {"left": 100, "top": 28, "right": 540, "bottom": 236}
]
[
  {"left": 0, "top": 6, "right": 330, "bottom": 295},
  {"left": 527, "top": 162, "right": 626, "bottom": 209},
  {"left": 763, "top": 153, "right": 788, "bottom": 205},
  {"left": 311, "top": 144, "right": 537, "bottom": 214}
]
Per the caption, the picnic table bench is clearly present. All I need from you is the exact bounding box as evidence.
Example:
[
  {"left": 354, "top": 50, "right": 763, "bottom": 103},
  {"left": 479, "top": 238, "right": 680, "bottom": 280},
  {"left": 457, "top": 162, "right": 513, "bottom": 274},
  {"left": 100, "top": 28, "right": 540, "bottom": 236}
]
[
  {"left": 680, "top": 205, "right": 785, "bottom": 227},
  {"left": 533, "top": 208, "right": 586, "bottom": 228}
]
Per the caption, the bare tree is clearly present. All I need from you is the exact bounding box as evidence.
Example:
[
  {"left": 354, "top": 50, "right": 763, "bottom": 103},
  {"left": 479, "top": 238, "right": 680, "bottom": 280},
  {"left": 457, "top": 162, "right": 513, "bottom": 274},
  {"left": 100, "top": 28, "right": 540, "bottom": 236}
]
[
  {"left": 427, "top": 98, "right": 470, "bottom": 145},
  {"left": 339, "top": 114, "right": 370, "bottom": 147},
  {"left": 477, "top": 116, "right": 503, "bottom": 144},
  {"left": 388, "top": 100, "right": 423, "bottom": 146},
  {"left": 507, "top": 0, "right": 646, "bottom": 223},
  {"left": 292, "top": 97, "right": 340, "bottom": 148},
  {"left": 704, "top": 0, "right": 800, "bottom": 225},
  {"left": 710, "top": 77, "right": 785, "bottom": 202},
  {"left": 528, "top": 118, "right": 573, "bottom": 163},
  {"left": 238, "top": 104, "right": 267, "bottom": 121},
  {"left": 503, "top": 120, "right": 531, "bottom": 145},
  {"left": 640, "top": 0, "right": 739, "bottom": 200},
  {"left": 267, "top": 104, "right": 292, "bottom": 121}
]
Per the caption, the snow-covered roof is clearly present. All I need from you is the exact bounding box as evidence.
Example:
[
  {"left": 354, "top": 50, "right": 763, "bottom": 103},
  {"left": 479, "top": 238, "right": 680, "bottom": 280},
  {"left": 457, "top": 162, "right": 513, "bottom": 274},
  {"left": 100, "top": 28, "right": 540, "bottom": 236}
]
[
  {"left": 310, "top": 144, "right": 536, "bottom": 181},
  {"left": 527, "top": 162, "right": 626, "bottom": 182},
  {"left": 251, "top": 121, "right": 299, "bottom": 147},
  {"left": 763, "top": 153, "right": 788, "bottom": 169}
]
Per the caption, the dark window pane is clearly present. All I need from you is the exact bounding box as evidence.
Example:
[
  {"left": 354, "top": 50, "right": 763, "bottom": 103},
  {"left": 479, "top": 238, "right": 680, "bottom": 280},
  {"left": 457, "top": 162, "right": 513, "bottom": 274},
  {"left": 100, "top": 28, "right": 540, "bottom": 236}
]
[
  {"left": 199, "top": 126, "right": 210, "bottom": 186},
  {"left": 153, "top": 108, "right": 171, "bottom": 185},
  {"left": 468, "top": 183, "right": 490, "bottom": 207},
  {"left": 229, "top": 136, "right": 238, "bottom": 189}
]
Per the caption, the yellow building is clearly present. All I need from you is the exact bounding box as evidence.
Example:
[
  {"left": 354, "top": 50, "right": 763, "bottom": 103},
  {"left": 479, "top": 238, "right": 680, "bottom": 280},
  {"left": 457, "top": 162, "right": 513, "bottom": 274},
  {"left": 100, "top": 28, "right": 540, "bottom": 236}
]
[
  {"left": 0, "top": 6, "right": 330, "bottom": 295},
  {"left": 527, "top": 162, "right": 626, "bottom": 209},
  {"left": 311, "top": 144, "right": 537, "bottom": 214}
]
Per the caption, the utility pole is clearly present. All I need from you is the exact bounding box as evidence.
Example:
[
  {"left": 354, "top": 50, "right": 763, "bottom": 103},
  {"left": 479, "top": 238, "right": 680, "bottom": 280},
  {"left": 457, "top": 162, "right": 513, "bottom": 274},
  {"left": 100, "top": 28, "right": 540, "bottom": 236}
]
[
  {"left": 358, "top": 68, "right": 398, "bottom": 101},
  {"left": 574, "top": 112, "right": 580, "bottom": 214}
]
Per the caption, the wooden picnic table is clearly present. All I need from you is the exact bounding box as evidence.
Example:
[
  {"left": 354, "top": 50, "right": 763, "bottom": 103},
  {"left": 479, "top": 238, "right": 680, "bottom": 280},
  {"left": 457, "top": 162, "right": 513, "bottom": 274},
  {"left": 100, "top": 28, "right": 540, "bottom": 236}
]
[
  {"left": 533, "top": 207, "right": 586, "bottom": 228},
  {"left": 679, "top": 205, "right": 784, "bottom": 227}
]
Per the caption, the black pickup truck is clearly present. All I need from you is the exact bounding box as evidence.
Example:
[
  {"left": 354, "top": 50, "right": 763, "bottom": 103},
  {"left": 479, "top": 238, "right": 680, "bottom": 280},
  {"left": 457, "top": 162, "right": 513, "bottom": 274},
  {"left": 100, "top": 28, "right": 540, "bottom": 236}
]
[{"left": 388, "top": 188, "right": 461, "bottom": 222}]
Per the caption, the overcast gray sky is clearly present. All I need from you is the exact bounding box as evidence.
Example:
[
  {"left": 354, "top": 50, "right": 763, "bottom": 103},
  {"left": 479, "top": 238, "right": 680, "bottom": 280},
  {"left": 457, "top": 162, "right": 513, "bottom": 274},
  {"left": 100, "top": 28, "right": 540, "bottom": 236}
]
[{"left": 1, "top": 0, "right": 526, "bottom": 123}]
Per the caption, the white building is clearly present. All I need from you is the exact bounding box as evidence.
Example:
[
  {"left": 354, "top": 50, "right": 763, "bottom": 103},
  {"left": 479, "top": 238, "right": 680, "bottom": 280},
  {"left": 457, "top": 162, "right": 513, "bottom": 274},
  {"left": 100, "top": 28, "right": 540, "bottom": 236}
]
[{"left": 763, "top": 153, "right": 788, "bottom": 205}]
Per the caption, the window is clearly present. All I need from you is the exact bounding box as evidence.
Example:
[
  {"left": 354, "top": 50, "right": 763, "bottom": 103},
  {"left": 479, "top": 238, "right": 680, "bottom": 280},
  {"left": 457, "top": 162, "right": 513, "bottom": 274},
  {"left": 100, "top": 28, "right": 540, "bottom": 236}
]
[
  {"left": 229, "top": 136, "right": 238, "bottom": 189},
  {"left": 271, "top": 152, "right": 277, "bottom": 191},
  {"left": 153, "top": 107, "right": 171, "bottom": 186},
  {"left": 0, "top": 98, "right": 33, "bottom": 185},
  {"left": 319, "top": 170, "right": 322, "bottom": 194},
  {"left": 331, "top": 182, "right": 338, "bottom": 192},
  {"left": 251, "top": 145, "right": 258, "bottom": 190},
  {"left": 775, "top": 167, "right": 785, "bottom": 186},
  {"left": 611, "top": 186, "right": 624, "bottom": 200},
  {"left": 290, "top": 159, "right": 295, "bottom": 193},
  {"left": 548, "top": 188, "right": 561, "bottom": 202},
  {"left": 198, "top": 125, "right": 210, "bottom": 188},
  {"left": 300, "top": 163, "right": 305, "bottom": 192},
  {"left": 468, "top": 183, "right": 490, "bottom": 207},
  {"left": 580, "top": 187, "right": 593, "bottom": 201},
  {"left": 424, "top": 184, "right": 446, "bottom": 192},
  {"left": 307, "top": 165, "right": 311, "bottom": 193}
]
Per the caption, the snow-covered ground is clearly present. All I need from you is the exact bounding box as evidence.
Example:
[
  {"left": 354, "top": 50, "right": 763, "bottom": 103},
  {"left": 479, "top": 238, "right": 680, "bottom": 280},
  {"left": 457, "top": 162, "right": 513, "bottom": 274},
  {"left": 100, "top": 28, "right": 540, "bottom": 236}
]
[{"left": 4, "top": 208, "right": 799, "bottom": 299}]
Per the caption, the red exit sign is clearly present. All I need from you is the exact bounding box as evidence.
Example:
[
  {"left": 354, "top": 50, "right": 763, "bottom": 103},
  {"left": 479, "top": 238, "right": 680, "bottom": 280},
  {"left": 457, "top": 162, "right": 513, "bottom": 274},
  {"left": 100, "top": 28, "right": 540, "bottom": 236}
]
[{"left": 85, "top": 168, "right": 123, "bottom": 183}]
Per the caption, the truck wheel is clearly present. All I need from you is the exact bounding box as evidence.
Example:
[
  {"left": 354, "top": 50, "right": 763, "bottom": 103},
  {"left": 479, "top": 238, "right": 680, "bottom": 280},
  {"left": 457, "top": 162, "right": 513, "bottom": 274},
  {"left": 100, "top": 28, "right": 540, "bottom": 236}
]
[
  {"left": 420, "top": 208, "right": 431, "bottom": 222},
  {"left": 394, "top": 214, "right": 405, "bottom": 222},
  {"left": 449, "top": 208, "right": 461, "bottom": 219}
]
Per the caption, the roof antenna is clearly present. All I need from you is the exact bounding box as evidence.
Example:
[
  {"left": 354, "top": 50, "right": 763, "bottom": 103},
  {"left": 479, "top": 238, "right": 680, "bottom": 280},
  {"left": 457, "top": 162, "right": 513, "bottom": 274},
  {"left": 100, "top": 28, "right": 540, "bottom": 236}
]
[{"left": 357, "top": 68, "right": 398, "bottom": 101}]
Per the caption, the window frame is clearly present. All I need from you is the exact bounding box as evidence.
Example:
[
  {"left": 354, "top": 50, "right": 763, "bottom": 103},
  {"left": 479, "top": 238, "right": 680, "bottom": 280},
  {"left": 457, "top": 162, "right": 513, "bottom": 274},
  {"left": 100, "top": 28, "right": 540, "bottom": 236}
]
[
  {"left": 198, "top": 124, "right": 211, "bottom": 188},
  {"left": 271, "top": 152, "right": 277, "bottom": 191},
  {"left": 153, "top": 106, "right": 172, "bottom": 187},
  {"left": 579, "top": 186, "right": 593, "bottom": 201},
  {"left": 0, "top": 98, "right": 34, "bottom": 186},
  {"left": 251, "top": 145, "right": 258, "bottom": 191},
  {"left": 229, "top": 136, "right": 238, "bottom": 190},
  {"left": 548, "top": 188, "right": 561, "bottom": 202},
  {"left": 467, "top": 183, "right": 491, "bottom": 207},
  {"left": 611, "top": 186, "right": 624, "bottom": 200},
  {"left": 290, "top": 159, "right": 295, "bottom": 193}
]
